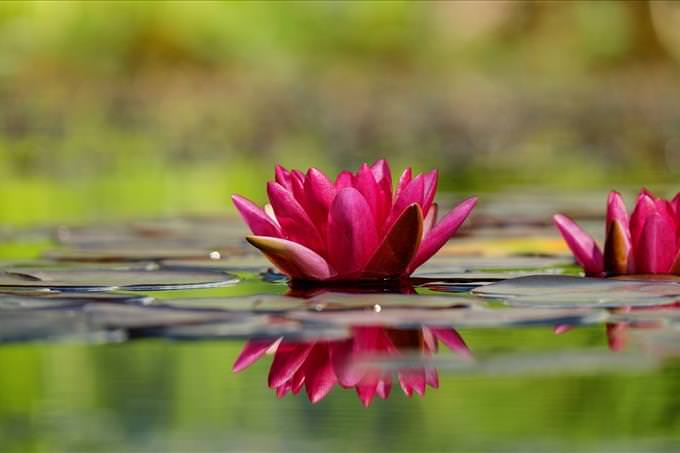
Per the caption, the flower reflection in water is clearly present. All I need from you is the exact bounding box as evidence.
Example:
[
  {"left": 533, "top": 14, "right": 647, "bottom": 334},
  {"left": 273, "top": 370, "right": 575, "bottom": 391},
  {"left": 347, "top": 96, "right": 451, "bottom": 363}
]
[
  {"left": 232, "top": 325, "right": 471, "bottom": 406},
  {"left": 555, "top": 302, "right": 680, "bottom": 351}
]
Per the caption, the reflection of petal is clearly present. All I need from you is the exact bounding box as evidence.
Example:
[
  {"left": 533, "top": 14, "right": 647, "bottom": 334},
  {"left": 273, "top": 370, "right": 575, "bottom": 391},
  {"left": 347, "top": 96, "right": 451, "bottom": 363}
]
[
  {"left": 304, "top": 344, "right": 337, "bottom": 403},
  {"left": 430, "top": 328, "right": 472, "bottom": 360},
  {"left": 232, "top": 338, "right": 280, "bottom": 372},
  {"left": 268, "top": 342, "right": 315, "bottom": 388}
]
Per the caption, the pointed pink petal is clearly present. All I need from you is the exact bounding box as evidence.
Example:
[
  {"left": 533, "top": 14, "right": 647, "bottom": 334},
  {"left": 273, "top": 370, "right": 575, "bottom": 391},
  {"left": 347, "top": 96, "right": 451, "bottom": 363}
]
[
  {"left": 363, "top": 203, "right": 423, "bottom": 278},
  {"left": 395, "top": 167, "right": 412, "bottom": 201},
  {"left": 370, "top": 159, "right": 392, "bottom": 191},
  {"left": 232, "top": 338, "right": 280, "bottom": 372},
  {"left": 335, "top": 170, "right": 353, "bottom": 189},
  {"left": 422, "top": 169, "right": 438, "bottom": 216},
  {"left": 607, "top": 191, "right": 629, "bottom": 232},
  {"left": 353, "top": 164, "right": 382, "bottom": 224},
  {"left": 268, "top": 342, "right": 314, "bottom": 388},
  {"left": 304, "top": 168, "right": 336, "bottom": 233},
  {"left": 630, "top": 192, "right": 657, "bottom": 251},
  {"left": 304, "top": 344, "right": 337, "bottom": 403},
  {"left": 422, "top": 203, "right": 438, "bottom": 238},
  {"left": 231, "top": 195, "right": 283, "bottom": 238},
  {"left": 408, "top": 197, "right": 477, "bottom": 273},
  {"left": 246, "top": 236, "right": 332, "bottom": 280},
  {"left": 290, "top": 171, "right": 307, "bottom": 208},
  {"left": 267, "top": 181, "right": 325, "bottom": 254},
  {"left": 275, "top": 382, "right": 291, "bottom": 398},
  {"left": 634, "top": 214, "right": 676, "bottom": 273},
  {"left": 292, "top": 368, "right": 305, "bottom": 394},
  {"left": 430, "top": 328, "right": 472, "bottom": 360},
  {"left": 327, "top": 187, "right": 379, "bottom": 276},
  {"left": 275, "top": 165, "right": 292, "bottom": 190},
  {"left": 672, "top": 192, "right": 680, "bottom": 217},
  {"left": 389, "top": 174, "right": 424, "bottom": 222},
  {"left": 553, "top": 214, "right": 604, "bottom": 276}
]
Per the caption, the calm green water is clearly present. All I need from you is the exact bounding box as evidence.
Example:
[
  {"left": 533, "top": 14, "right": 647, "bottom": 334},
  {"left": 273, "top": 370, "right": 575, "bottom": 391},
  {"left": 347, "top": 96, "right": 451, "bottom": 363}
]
[{"left": 2, "top": 328, "right": 680, "bottom": 452}]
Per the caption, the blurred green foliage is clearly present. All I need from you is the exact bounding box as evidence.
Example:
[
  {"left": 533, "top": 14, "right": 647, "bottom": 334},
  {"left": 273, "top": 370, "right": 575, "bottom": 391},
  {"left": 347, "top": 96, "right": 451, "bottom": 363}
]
[{"left": 1, "top": 1, "right": 680, "bottom": 225}]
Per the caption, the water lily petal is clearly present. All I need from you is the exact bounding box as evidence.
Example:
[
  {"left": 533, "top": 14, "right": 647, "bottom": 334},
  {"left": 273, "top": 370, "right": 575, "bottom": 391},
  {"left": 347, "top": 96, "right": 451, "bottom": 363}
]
[
  {"left": 327, "top": 188, "right": 379, "bottom": 275},
  {"left": 232, "top": 338, "right": 280, "bottom": 372},
  {"left": 604, "top": 219, "right": 631, "bottom": 275},
  {"left": 422, "top": 169, "right": 438, "bottom": 216},
  {"left": 267, "top": 181, "right": 325, "bottom": 254},
  {"left": 246, "top": 236, "right": 332, "bottom": 280},
  {"left": 553, "top": 214, "right": 604, "bottom": 276},
  {"left": 376, "top": 374, "right": 392, "bottom": 399},
  {"left": 395, "top": 167, "right": 412, "bottom": 201},
  {"left": 275, "top": 165, "right": 292, "bottom": 190},
  {"left": 231, "top": 195, "right": 283, "bottom": 238},
  {"left": 630, "top": 191, "right": 657, "bottom": 250},
  {"left": 356, "top": 378, "right": 379, "bottom": 407},
  {"left": 408, "top": 197, "right": 477, "bottom": 273},
  {"left": 304, "top": 168, "right": 336, "bottom": 234},
  {"left": 635, "top": 213, "right": 676, "bottom": 273},
  {"left": 303, "top": 344, "right": 337, "bottom": 403},
  {"left": 335, "top": 170, "right": 353, "bottom": 189},
  {"left": 370, "top": 159, "right": 393, "bottom": 228},
  {"left": 268, "top": 342, "right": 315, "bottom": 388},
  {"left": 329, "top": 339, "right": 363, "bottom": 387},
  {"left": 353, "top": 164, "right": 382, "bottom": 225},
  {"left": 425, "top": 367, "right": 439, "bottom": 389},
  {"left": 364, "top": 203, "right": 423, "bottom": 278},
  {"left": 423, "top": 203, "right": 438, "bottom": 238}
]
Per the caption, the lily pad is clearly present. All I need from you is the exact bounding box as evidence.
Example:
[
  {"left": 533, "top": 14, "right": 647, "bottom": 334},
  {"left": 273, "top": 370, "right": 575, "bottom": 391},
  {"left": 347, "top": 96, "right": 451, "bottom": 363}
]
[
  {"left": 0, "top": 310, "right": 124, "bottom": 343},
  {"left": 159, "top": 255, "right": 270, "bottom": 272},
  {"left": 83, "top": 303, "right": 245, "bottom": 329},
  {"left": 307, "top": 292, "right": 476, "bottom": 310},
  {"left": 0, "top": 268, "right": 239, "bottom": 291},
  {"left": 43, "top": 247, "right": 225, "bottom": 262},
  {"left": 472, "top": 275, "right": 680, "bottom": 308}
]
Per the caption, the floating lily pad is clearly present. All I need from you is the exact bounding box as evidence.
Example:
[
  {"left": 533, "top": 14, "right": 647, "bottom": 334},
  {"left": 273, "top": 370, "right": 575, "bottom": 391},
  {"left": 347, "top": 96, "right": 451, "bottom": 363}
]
[
  {"left": 159, "top": 255, "right": 270, "bottom": 272},
  {"left": 83, "top": 303, "right": 245, "bottom": 329},
  {"left": 415, "top": 255, "right": 571, "bottom": 272},
  {"left": 0, "top": 268, "right": 239, "bottom": 291},
  {"left": 43, "top": 247, "right": 225, "bottom": 262},
  {"left": 472, "top": 275, "right": 680, "bottom": 308}
]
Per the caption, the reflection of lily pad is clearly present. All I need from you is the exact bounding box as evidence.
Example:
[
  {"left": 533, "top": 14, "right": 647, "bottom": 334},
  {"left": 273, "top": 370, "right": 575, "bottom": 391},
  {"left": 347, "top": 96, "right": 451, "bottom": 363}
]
[
  {"left": 287, "top": 305, "right": 604, "bottom": 328},
  {"left": 473, "top": 275, "right": 680, "bottom": 308},
  {"left": 0, "top": 292, "right": 151, "bottom": 310},
  {"left": 0, "top": 310, "right": 121, "bottom": 343},
  {"left": 0, "top": 268, "right": 239, "bottom": 291},
  {"left": 308, "top": 292, "right": 476, "bottom": 310},
  {"left": 150, "top": 295, "right": 307, "bottom": 312}
]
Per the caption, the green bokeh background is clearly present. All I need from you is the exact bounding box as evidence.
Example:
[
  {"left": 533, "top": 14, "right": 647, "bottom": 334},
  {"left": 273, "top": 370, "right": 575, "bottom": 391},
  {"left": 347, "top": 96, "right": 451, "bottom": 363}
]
[{"left": 2, "top": 1, "right": 680, "bottom": 225}]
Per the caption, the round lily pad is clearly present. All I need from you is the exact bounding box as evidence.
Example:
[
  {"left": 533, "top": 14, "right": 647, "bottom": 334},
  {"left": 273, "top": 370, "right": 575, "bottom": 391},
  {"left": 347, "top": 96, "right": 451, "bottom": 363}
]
[
  {"left": 472, "top": 275, "right": 680, "bottom": 308},
  {"left": 0, "top": 268, "right": 239, "bottom": 291}
]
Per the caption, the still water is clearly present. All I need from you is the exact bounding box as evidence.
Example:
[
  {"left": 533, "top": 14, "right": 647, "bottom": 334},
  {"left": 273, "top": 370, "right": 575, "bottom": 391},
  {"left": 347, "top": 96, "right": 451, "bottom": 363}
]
[{"left": 2, "top": 194, "right": 680, "bottom": 452}]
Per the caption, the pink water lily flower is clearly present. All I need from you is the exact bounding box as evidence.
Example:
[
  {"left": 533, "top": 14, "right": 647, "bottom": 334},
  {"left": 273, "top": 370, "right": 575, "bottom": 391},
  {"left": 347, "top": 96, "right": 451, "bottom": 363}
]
[
  {"left": 232, "top": 326, "right": 471, "bottom": 406},
  {"left": 554, "top": 188, "right": 680, "bottom": 277},
  {"left": 232, "top": 160, "right": 477, "bottom": 281}
]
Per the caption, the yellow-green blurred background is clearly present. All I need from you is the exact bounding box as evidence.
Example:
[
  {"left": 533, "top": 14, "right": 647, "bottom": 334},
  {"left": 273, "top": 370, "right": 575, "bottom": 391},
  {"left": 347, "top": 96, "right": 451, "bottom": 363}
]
[{"left": 2, "top": 0, "right": 680, "bottom": 225}]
